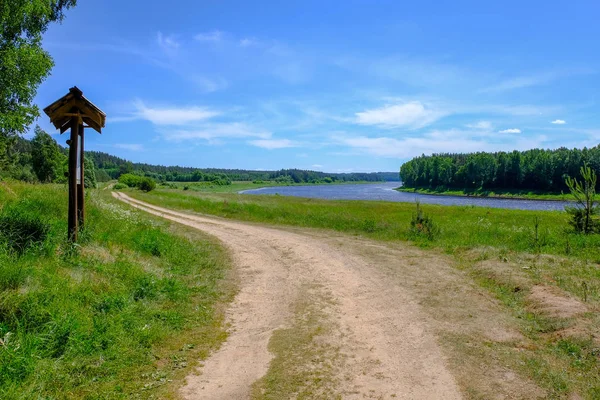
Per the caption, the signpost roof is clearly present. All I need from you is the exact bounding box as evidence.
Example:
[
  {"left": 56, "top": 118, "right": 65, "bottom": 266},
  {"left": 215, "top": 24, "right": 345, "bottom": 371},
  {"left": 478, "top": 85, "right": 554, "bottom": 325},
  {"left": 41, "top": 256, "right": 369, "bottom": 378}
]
[{"left": 43, "top": 87, "right": 106, "bottom": 134}]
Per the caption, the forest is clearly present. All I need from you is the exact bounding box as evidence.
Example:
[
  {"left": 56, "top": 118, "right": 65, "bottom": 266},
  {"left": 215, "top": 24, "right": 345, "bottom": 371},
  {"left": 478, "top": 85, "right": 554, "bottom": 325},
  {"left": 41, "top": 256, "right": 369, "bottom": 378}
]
[
  {"left": 1, "top": 128, "right": 398, "bottom": 186},
  {"left": 86, "top": 150, "right": 398, "bottom": 184},
  {"left": 400, "top": 146, "right": 600, "bottom": 192}
]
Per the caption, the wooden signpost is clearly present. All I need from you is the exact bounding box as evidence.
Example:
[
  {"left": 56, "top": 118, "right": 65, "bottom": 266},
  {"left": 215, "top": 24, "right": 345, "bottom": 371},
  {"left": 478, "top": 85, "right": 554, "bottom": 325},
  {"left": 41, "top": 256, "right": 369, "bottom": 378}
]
[{"left": 44, "top": 87, "right": 106, "bottom": 242}]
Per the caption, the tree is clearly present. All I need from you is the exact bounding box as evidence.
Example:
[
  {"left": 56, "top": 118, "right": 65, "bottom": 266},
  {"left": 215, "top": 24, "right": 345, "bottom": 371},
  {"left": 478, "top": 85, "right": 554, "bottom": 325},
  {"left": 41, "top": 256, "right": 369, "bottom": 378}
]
[
  {"left": 0, "top": 0, "right": 77, "bottom": 169},
  {"left": 565, "top": 164, "right": 598, "bottom": 234},
  {"left": 31, "top": 125, "right": 64, "bottom": 182},
  {"left": 84, "top": 156, "right": 97, "bottom": 188}
]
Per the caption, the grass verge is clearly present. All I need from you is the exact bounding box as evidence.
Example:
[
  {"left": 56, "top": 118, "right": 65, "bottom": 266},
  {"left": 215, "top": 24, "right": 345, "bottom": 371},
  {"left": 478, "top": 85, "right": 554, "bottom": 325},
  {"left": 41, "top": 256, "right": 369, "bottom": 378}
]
[
  {"left": 397, "top": 186, "right": 576, "bottom": 201},
  {"left": 0, "top": 181, "right": 234, "bottom": 399}
]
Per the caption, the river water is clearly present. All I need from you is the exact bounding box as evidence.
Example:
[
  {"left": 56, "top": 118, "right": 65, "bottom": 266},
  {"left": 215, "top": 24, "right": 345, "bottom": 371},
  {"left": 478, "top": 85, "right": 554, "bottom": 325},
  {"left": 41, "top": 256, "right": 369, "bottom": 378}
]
[{"left": 240, "top": 182, "right": 573, "bottom": 211}]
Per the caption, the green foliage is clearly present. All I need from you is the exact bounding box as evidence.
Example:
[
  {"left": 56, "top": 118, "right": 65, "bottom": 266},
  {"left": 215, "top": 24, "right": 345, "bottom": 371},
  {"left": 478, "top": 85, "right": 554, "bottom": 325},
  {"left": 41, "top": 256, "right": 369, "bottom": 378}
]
[
  {"left": 118, "top": 173, "right": 142, "bottom": 187},
  {"left": 400, "top": 146, "right": 599, "bottom": 193},
  {"left": 138, "top": 177, "right": 156, "bottom": 192},
  {"left": 565, "top": 164, "right": 598, "bottom": 234},
  {"left": 86, "top": 150, "right": 396, "bottom": 183},
  {"left": 30, "top": 125, "right": 64, "bottom": 182},
  {"left": 0, "top": 0, "right": 77, "bottom": 168},
  {"left": 409, "top": 201, "right": 439, "bottom": 240},
  {"left": 0, "top": 203, "right": 49, "bottom": 254},
  {"left": 83, "top": 155, "right": 97, "bottom": 188},
  {"left": 0, "top": 182, "right": 231, "bottom": 398},
  {"left": 118, "top": 173, "right": 155, "bottom": 192},
  {"left": 94, "top": 168, "right": 111, "bottom": 182},
  {"left": 113, "top": 182, "right": 127, "bottom": 190}
]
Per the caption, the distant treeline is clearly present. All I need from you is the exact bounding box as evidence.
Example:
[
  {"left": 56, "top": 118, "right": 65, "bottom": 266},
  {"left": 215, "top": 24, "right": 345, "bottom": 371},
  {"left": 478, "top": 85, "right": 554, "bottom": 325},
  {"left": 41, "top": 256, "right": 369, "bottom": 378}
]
[
  {"left": 400, "top": 146, "right": 600, "bottom": 192},
  {"left": 86, "top": 150, "right": 399, "bottom": 184}
]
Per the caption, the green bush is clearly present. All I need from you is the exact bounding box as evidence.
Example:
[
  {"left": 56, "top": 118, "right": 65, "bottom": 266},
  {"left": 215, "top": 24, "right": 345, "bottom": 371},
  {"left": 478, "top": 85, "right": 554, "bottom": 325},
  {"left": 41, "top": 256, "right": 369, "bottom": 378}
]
[
  {"left": 0, "top": 205, "right": 49, "bottom": 254},
  {"left": 113, "top": 182, "right": 127, "bottom": 190},
  {"left": 118, "top": 173, "right": 142, "bottom": 188},
  {"left": 138, "top": 177, "right": 156, "bottom": 192},
  {"left": 409, "top": 201, "right": 439, "bottom": 240}
]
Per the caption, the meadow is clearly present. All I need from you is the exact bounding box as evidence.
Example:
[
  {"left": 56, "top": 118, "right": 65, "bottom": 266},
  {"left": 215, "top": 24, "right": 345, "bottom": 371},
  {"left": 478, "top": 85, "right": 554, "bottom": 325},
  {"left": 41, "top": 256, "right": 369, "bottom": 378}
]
[
  {"left": 128, "top": 186, "right": 600, "bottom": 399},
  {"left": 0, "top": 182, "right": 234, "bottom": 399}
]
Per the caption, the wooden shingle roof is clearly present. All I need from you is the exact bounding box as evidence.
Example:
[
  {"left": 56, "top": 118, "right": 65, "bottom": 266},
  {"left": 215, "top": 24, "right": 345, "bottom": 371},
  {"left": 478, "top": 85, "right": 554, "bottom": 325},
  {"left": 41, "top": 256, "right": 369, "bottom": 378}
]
[{"left": 43, "top": 87, "right": 106, "bottom": 134}]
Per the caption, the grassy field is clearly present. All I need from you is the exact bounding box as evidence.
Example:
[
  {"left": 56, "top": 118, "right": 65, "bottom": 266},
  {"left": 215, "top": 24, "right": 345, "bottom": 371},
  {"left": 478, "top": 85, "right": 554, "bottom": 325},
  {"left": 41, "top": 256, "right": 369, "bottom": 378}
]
[
  {"left": 398, "top": 186, "right": 576, "bottom": 201},
  {"left": 0, "top": 182, "right": 234, "bottom": 399},
  {"left": 127, "top": 186, "right": 600, "bottom": 399},
  {"left": 159, "top": 180, "right": 385, "bottom": 194}
]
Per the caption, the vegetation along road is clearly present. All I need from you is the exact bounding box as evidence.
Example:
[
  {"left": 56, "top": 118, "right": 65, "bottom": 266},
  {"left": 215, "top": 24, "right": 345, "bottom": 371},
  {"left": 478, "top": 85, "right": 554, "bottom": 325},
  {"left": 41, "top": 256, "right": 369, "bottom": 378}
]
[{"left": 114, "top": 191, "right": 556, "bottom": 399}]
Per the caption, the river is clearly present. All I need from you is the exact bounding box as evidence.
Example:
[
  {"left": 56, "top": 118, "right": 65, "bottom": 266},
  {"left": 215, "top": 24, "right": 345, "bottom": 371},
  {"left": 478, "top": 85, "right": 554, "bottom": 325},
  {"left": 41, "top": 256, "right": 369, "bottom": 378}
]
[{"left": 240, "top": 182, "right": 573, "bottom": 211}]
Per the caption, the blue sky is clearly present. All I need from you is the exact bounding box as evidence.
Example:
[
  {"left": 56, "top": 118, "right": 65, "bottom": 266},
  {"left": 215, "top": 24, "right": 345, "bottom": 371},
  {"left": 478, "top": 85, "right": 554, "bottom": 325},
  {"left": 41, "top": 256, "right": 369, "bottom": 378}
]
[{"left": 33, "top": 0, "right": 600, "bottom": 172}]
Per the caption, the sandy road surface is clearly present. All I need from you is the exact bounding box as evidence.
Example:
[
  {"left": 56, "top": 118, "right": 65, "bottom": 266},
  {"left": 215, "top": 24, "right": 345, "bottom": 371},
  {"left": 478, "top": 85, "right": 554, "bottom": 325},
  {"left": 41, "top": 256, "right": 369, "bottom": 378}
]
[{"left": 114, "top": 192, "right": 463, "bottom": 399}]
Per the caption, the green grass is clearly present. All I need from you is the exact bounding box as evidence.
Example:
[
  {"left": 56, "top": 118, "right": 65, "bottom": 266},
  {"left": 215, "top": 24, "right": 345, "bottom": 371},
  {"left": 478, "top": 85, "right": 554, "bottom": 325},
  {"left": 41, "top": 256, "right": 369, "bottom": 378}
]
[
  {"left": 252, "top": 284, "right": 342, "bottom": 400},
  {"left": 129, "top": 187, "right": 600, "bottom": 399},
  {"left": 129, "top": 188, "right": 597, "bottom": 259},
  {"left": 154, "top": 180, "right": 384, "bottom": 194},
  {"left": 0, "top": 181, "right": 234, "bottom": 399},
  {"left": 397, "top": 186, "right": 576, "bottom": 201}
]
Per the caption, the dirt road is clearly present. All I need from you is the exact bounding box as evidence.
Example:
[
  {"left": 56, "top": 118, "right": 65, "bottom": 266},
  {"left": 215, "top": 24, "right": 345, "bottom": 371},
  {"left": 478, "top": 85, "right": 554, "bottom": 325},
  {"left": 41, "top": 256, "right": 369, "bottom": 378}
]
[{"left": 114, "top": 192, "right": 541, "bottom": 400}]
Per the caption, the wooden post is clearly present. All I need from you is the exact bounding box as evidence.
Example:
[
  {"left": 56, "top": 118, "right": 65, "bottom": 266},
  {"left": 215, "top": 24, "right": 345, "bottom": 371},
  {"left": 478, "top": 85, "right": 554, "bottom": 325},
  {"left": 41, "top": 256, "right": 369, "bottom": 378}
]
[
  {"left": 77, "top": 124, "right": 85, "bottom": 229},
  {"left": 43, "top": 87, "right": 106, "bottom": 243},
  {"left": 68, "top": 118, "right": 79, "bottom": 241}
]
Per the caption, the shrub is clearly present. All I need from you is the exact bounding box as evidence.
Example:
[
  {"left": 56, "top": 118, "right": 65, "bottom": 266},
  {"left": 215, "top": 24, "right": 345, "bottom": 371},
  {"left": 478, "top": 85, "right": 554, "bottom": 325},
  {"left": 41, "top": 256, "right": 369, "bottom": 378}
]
[
  {"left": 113, "top": 182, "right": 127, "bottom": 190},
  {"left": 409, "top": 201, "right": 439, "bottom": 240},
  {"left": 138, "top": 177, "right": 156, "bottom": 192},
  {"left": 0, "top": 208, "right": 50, "bottom": 254},
  {"left": 118, "top": 173, "right": 142, "bottom": 188},
  {"left": 565, "top": 164, "right": 598, "bottom": 234}
]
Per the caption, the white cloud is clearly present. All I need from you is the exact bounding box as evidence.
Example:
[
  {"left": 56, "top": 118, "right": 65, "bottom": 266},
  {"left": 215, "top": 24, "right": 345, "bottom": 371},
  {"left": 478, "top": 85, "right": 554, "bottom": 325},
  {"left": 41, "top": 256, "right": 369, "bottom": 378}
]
[
  {"left": 157, "top": 32, "right": 180, "bottom": 50},
  {"left": 194, "top": 30, "right": 223, "bottom": 42},
  {"left": 248, "top": 138, "right": 299, "bottom": 149},
  {"left": 332, "top": 131, "right": 547, "bottom": 159},
  {"left": 114, "top": 143, "right": 144, "bottom": 152},
  {"left": 551, "top": 119, "right": 567, "bottom": 125},
  {"left": 311, "top": 164, "right": 323, "bottom": 169},
  {"left": 355, "top": 101, "right": 446, "bottom": 129},
  {"left": 133, "top": 101, "right": 220, "bottom": 126},
  {"left": 498, "top": 128, "right": 522, "bottom": 134},
  {"left": 466, "top": 121, "right": 493, "bottom": 130},
  {"left": 163, "top": 123, "right": 271, "bottom": 143}
]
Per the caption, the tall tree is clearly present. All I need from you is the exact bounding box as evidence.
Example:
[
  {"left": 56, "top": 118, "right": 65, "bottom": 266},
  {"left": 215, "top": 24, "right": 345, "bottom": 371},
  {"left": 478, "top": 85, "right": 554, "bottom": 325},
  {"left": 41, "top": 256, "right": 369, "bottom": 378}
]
[
  {"left": 0, "top": 0, "right": 77, "bottom": 169},
  {"left": 31, "top": 125, "right": 64, "bottom": 182}
]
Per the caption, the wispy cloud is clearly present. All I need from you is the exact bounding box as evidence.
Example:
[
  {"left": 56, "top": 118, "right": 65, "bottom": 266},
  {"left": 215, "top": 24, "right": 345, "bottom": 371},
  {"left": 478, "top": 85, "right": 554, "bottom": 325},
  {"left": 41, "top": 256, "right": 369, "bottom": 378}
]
[
  {"left": 157, "top": 32, "right": 180, "bottom": 50},
  {"left": 248, "top": 138, "right": 299, "bottom": 149},
  {"left": 132, "top": 101, "right": 220, "bottom": 126},
  {"left": 114, "top": 143, "right": 145, "bottom": 151},
  {"left": 466, "top": 121, "right": 493, "bottom": 130},
  {"left": 332, "top": 130, "right": 547, "bottom": 159},
  {"left": 240, "top": 37, "right": 259, "bottom": 47},
  {"left": 355, "top": 101, "right": 447, "bottom": 129},
  {"left": 481, "top": 68, "right": 593, "bottom": 93},
  {"left": 498, "top": 128, "right": 522, "bottom": 134},
  {"left": 191, "top": 76, "right": 229, "bottom": 93},
  {"left": 482, "top": 72, "right": 560, "bottom": 93},
  {"left": 551, "top": 119, "right": 567, "bottom": 125},
  {"left": 162, "top": 123, "right": 271, "bottom": 143},
  {"left": 194, "top": 30, "right": 224, "bottom": 42}
]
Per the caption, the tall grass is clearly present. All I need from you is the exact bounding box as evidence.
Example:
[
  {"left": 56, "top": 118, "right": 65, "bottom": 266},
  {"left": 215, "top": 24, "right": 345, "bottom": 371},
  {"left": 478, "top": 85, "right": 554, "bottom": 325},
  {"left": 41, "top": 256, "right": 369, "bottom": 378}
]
[{"left": 0, "top": 182, "right": 232, "bottom": 399}]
